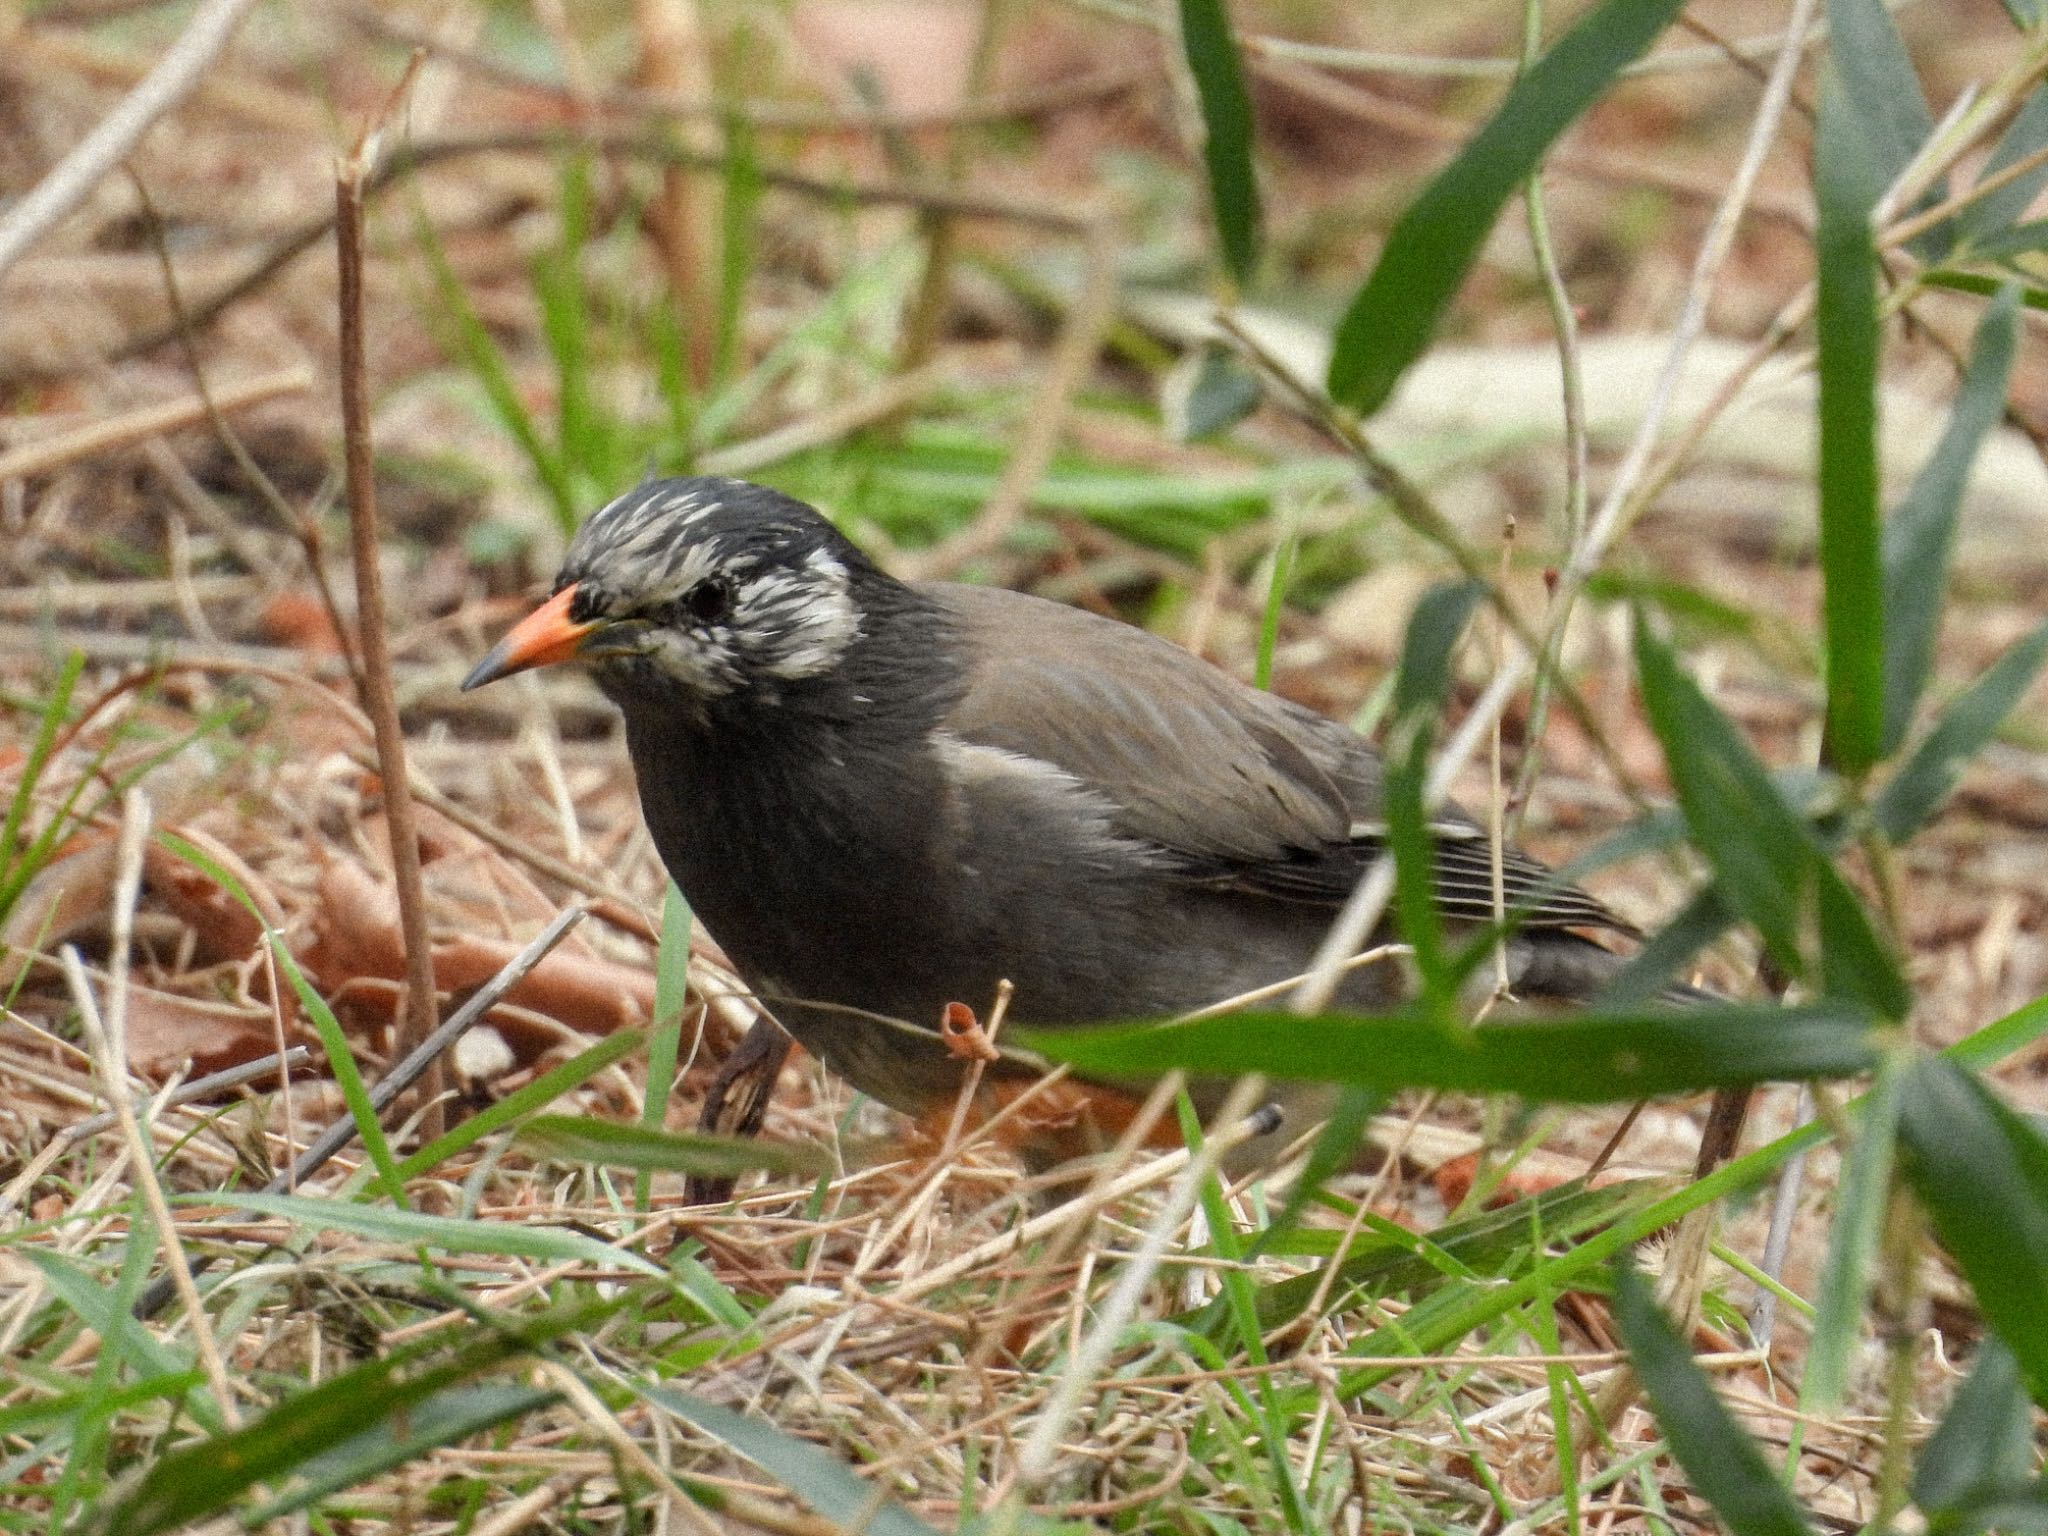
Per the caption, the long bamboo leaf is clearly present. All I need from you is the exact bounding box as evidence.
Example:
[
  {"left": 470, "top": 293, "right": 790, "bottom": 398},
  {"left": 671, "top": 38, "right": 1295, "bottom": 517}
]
[
  {"left": 1327, "top": 0, "right": 1686, "bottom": 414},
  {"left": 1814, "top": 65, "right": 1888, "bottom": 773},
  {"left": 1881, "top": 284, "right": 2021, "bottom": 751},
  {"left": 1613, "top": 1260, "right": 1815, "bottom": 1536},
  {"left": 1177, "top": 0, "right": 1261, "bottom": 284}
]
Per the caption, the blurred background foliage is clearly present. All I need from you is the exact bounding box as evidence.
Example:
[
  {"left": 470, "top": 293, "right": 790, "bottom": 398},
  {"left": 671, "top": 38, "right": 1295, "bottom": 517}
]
[{"left": 4, "top": 0, "right": 2048, "bottom": 1530}]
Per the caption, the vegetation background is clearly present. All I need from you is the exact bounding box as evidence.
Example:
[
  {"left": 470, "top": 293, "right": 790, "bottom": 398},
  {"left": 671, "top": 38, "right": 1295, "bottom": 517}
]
[{"left": 2, "top": 0, "right": 2047, "bottom": 1531}]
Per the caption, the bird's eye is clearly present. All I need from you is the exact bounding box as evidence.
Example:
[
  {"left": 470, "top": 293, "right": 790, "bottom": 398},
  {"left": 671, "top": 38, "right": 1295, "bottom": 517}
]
[{"left": 683, "top": 578, "right": 733, "bottom": 624}]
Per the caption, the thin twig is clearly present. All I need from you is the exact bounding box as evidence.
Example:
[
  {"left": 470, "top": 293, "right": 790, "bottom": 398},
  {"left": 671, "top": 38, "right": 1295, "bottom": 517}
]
[
  {"left": 84, "top": 127, "right": 1095, "bottom": 372},
  {"left": 1507, "top": 0, "right": 1592, "bottom": 842},
  {"left": 336, "top": 97, "right": 442, "bottom": 1128},
  {"left": 1749, "top": 1085, "right": 1812, "bottom": 1348},
  {"left": 43, "top": 1047, "right": 312, "bottom": 1149},
  {"left": 127, "top": 171, "right": 369, "bottom": 700},
  {"left": 697, "top": 365, "right": 948, "bottom": 478},
  {"left": 0, "top": 368, "right": 313, "bottom": 482},
  {"left": 0, "top": 0, "right": 261, "bottom": 279}
]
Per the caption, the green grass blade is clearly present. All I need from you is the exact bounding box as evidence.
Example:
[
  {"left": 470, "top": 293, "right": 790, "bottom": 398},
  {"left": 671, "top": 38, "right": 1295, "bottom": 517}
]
[
  {"left": 1875, "top": 613, "right": 2048, "bottom": 842},
  {"left": 1813, "top": 65, "right": 1888, "bottom": 774},
  {"left": 0, "top": 1367, "right": 203, "bottom": 1441},
  {"left": 394, "top": 1028, "right": 649, "bottom": 1181},
  {"left": 1326, "top": 0, "right": 1686, "bottom": 414},
  {"left": 1801, "top": 1043, "right": 1904, "bottom": 1410},
  {"left": 1897, "top": 1056, "right": 2048, "bottom": 1410},
  {"left": 715, "top": 110, "right": 763, "bottom": 389},
  {"left": 1323, "top": 988, "right": 2048, "bottom": 1401},
  {"left": 1387, "top": 580, "right": 1487, "bottom": 1009},
  {"left": 1920, "top": 268, "right": 2048, "bottom": 309},
  {"left": 0, "top": 694, "right": 245, "bottom": 930},
  {"left": 24, "top": 1248, "right": 194, "bottom": 1390},
  {"left": 535, "top": 151, "right": 597, "bottom": 484},
  {"left": 1251, "top": 526, "right": 1294, "bottom": 690},
  {"left": 1207, "top": 1177, "right": 1652, "bottom": 1339},
  {"left": 1826, "top": 0, "right": 1936, "bottom": 189},
  {"left": 201, "top": 1190, "right": 664, "bottom": 1276},
  {"left": 638, "top": 1383, "right": 946, "bottom": 1536},
  {"left": 0, "top": 651, "right": 82, "bottom": 910},
  {"left": 1964, "top": 215, "right": 2048, "bottom": 261},
  {"left": 1632, "top": 617, "right": 1814, "bottom": 976},
  {"left": 1175, "top": 1095, "right": 1314, "bottom": 1534},
  {"left": 1881, "top": 283, "right": 2021, "bottom": 752},
  {"left": 155, "top": 831, "right": 406, "bottom": 1204},
  {"left": 1959, "top": 86, "right": 2048, "bottom": 244},
  {"left": 1021, "top": 1001, "right": 1878, "bottom": 1100},
  {"left": 1177, "top": 0, "right": 1261, "bottom": 286},
  {"left": 1814, "top": 860, "right": 1910, "bottom": 1020},
  {"left": 637, "top": 881, "right": 693, "bottom": 1210},
  {"left": 95, "top": 1301, "right": 606, "bottom": 1536},
  {"left": 1251, "top": 1084, "right": 1382, "bottom": 1257},
  {"left": 1912, "top": 1337, "right": 2037, "bottom": 1518},
  {"left": 1595, "top": 886, "right": 1734, "bottom": 1008},
  {"left": 519, "top": 1114, "right": 831, "bottom": 1180},
  {"left": 412, "top": 197, "right": 578, "bottom": 531},
  {"left": 248, "top": 1382, "right": 557, "bottom": 1523},
  {"left": 692, "top": 244, "right": 912, "bottom": 449},
  {"left": 1612, "top": 1259, "right": 1815, "bottom": 1536}
]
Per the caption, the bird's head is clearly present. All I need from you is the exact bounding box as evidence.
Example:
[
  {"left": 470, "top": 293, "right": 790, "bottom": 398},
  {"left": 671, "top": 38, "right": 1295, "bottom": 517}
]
[{"left": 462, "top": 478, "right": 881, "bottom": 715}]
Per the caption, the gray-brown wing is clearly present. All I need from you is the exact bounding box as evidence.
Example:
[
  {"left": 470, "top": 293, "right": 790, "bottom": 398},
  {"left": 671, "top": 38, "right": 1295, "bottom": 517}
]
[
  {"left": 929, "top": 582, "right": 1632, "bottom": 936},
  {"left": 932, "top": 583, "right": 1354, "bottom": 862}
]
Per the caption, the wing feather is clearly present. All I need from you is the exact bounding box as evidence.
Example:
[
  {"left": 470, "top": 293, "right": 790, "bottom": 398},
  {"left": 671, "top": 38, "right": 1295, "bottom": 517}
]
[{"left": 929, "top": 583, "right": 1631, "bottom": 937}]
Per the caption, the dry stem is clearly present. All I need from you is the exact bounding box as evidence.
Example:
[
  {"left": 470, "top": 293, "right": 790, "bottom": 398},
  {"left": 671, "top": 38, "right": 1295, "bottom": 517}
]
[{"left": 336, "top": 119, "right": 442, "bottom": 1130}]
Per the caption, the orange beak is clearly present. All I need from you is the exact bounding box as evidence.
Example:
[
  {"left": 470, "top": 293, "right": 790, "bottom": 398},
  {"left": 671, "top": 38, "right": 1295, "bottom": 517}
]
[{"left": 462, "top": 585, "right": 600, "bottom": 691}]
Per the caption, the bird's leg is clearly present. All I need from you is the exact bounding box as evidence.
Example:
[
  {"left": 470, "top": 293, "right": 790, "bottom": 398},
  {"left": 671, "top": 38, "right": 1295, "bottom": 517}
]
[{"left": 684, "top": 1014, "right": 795, "bottom": 1205}]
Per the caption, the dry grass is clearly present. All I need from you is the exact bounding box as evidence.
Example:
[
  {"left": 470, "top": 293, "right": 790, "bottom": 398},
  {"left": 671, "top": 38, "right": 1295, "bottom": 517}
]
[{"left": 3, "top": 0, "right": 2047, "bottom": 1531}]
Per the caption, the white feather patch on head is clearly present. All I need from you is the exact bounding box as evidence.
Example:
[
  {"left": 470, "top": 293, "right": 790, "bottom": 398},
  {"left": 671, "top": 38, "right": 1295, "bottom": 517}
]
[
  {"left": 736, "top": 547, "right": 863, "bottom": 680},
  {"left": 641, "top": 623, "right": 744, "bottom": 696},
  {"left": 574, "top": 483, "right": 724, "bottom": 596},
  {"left": 569, "top": 482, "right": 864, "bottom": 695},
  {"left": 629, "top": 537, "right": 727, "bottom": 613}
]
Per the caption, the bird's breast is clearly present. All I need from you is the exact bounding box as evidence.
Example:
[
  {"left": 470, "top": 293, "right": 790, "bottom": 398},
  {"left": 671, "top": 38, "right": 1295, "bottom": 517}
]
[{"left": 621, "top": 712, "right": 991, "bottom": 1016}]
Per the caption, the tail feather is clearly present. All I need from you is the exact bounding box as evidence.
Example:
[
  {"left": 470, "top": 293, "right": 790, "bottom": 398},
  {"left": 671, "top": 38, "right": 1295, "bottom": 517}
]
[{"left": 1510, "top": 933, "right": 1721, "bottom": 1009}]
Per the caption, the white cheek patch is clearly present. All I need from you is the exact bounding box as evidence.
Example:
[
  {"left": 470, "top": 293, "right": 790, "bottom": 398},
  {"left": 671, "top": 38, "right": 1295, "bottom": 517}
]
[
  {"left": 737, "top": 549, "right": 862, "bottom": 680},
  {"left": 642, "top": 626, "right": 742, "bottom": 695}
]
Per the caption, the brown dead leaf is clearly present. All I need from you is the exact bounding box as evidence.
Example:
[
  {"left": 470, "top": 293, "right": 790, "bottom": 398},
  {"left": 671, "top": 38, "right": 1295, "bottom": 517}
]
[
  {"left": 125, "top": 986, "right": 288, "bottom": 1077},
  {"left": 304, "top": 859, "right": 656, "bottom": 1053},
  {"left": 0, "top": 832, "right": 116, "bottom": 993},
  {"left": 145, "top": 823, "right": 282, "bottom": 964},
  {"left": 255, "top": 590, "right": 347, "bottom": 655}
]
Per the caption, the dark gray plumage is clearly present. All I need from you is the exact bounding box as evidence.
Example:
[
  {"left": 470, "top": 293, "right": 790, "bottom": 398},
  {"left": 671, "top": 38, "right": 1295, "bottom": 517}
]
[{"left": 464, "top": 477, "right": 1670, "bottom": 1158}]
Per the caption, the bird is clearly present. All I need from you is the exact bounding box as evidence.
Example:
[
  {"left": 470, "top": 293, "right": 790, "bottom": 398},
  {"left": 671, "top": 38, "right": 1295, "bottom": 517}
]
[{"left": 463, "top": 476, "right": 1678, "bottom": 1169}]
